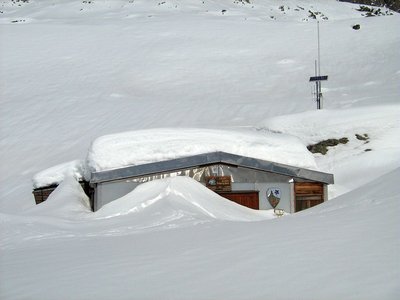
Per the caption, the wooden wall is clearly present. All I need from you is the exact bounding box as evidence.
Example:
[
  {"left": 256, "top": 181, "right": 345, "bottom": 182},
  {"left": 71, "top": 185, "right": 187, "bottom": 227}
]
[
  {"left": 218, "top": 191, "right": 260, "bottom": 210},
  {"left": 294, "top": 182, "right": 324, "bottom": 212},
  {"left": 32, "top": 182, "right": 94, "bottom": 210}
]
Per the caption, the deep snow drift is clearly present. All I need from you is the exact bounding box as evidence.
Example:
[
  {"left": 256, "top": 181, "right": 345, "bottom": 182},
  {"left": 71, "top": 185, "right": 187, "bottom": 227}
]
[
  {"left": 1, "top": 168, "right": 399, "bottom": 300},
  {"left": 0, "top": 0, "right": 399, "bottom": 299},
  {"left": 1, "top": 0, "right": 399, "bottom": 212},
  {"left": 95, "top": 176, "right": 276, "bottom": 221},
  {"left": 259, "top": 104, "right": 400, "bottom": 196}
]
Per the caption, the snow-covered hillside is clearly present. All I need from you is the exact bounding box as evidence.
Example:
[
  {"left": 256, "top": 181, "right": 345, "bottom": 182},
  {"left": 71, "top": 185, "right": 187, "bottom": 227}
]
[
  {"left": 1, "top": 0, "right": 399, "bottom": 211},
  {"left": 0, "top": 0, "right": 399, "bottom": 299},
  {"left": 1, "top": 167, "right": 399, "bottom": 299}
]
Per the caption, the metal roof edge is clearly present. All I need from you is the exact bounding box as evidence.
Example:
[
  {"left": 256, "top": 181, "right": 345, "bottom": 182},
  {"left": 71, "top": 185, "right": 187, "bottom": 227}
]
[
  {"left": 218, "top": 152, "right": 334, "bottom": 184},
  {"left": 90, "top": 151, "right": 334, "bottom": 185},
  {"left": 90, "top": 152, "right": 224, "bottom": 184}
]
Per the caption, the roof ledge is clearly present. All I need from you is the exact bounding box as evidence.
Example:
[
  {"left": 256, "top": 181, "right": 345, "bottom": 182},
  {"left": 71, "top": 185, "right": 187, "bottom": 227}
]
[{"left": 90, "top": 151, "right": 334, "bottom": 185}]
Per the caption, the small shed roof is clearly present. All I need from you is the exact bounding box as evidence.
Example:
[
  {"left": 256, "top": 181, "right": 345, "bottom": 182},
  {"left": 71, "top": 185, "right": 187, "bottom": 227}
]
[{"left": 90, "top": 151, "right": 334, "bottom": 185}]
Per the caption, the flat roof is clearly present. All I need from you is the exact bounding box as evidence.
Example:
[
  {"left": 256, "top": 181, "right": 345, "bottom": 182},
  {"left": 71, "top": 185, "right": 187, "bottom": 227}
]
[{"left": 90, "top": 151, "right": 334, "bottom": 185}]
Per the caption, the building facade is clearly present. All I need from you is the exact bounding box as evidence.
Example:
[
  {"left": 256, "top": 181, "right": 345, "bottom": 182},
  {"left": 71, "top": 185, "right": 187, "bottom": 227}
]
[{"left": 90, "top": 152, "right": 334, "bottom": 213}]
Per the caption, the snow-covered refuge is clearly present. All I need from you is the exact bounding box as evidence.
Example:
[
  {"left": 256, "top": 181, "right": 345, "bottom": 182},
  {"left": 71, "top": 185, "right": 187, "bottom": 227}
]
[
  {"left": 83, "top": 128, "right": 334, "bottom": 213},
  {"left": 91, "top": 150, "right": 334, "bottom": 213},
  {"left": 32, "top": 128, "right": 333, "bottom": 213}
]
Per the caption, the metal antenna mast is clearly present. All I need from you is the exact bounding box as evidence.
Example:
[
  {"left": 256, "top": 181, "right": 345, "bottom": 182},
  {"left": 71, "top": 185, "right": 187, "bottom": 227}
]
[
  {"left": 317, "top": 20, "right": 321, "bottom": 77},
  {"left": 309, "top": 21, "right": 328, "bottom": 110}
]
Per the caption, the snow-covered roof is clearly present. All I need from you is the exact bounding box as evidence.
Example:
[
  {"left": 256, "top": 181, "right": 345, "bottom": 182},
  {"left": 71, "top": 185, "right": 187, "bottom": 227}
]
[
  {"left": 32, "top": 160, "right": 85, "bottom": 189},
  {"left": 32, "top": 128, "right": 319, "bottom": 189},
  {"left": 90, "top": 151, "right": 334, "bottom": 185},
  {"left": 85, "top": 128, "right": 318, "bottom": 177}
]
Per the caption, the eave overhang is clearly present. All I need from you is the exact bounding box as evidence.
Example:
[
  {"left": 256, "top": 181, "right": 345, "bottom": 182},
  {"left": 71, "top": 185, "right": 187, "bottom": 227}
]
[{"left": 90, "top": 151, "right": 334, "bottom": 185}]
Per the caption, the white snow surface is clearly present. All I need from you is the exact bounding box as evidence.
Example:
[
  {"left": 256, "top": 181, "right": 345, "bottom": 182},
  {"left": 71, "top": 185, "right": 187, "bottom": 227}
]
[
  {"left": 95, "top": 176, "right": 276, "bottom": 221},
  {"left": 1, "top": 0, "right": 399, "bottom": 211},
  {"left": 259, "top": 104, "right": 400, "bottom": 196},
  {"left": 25, "top": 175, "right": 93, "bottom": 219},
  {"left": 1, "top": 169, "right": 399, "bottom": 300},
  {"left": 86, "top": 127, "right": 317, "bottom": 174},
  {"left": 1, "top": 0, "right": 400, "bottom": 299},
  {"left": 32, "top": 159, "right": 85, "bottom": 189}
]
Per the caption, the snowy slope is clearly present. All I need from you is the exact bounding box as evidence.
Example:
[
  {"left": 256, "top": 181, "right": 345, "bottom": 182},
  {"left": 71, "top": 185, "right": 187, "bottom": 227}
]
[
  {"left": 0, "top": 0, "right": 377, "bottom": 23},
  {"left": 95, "top": 176, "right": 277, "bottom": 221},
  {"left": 259, "top": 104, "right": 400, "bottom": 196},
  {"left": 0, "top": 1, "right": 399, "bottom": 298},
  {"left": 1, "top": 0, "right": 399, "bottom": 211},
  {"left": 1, "top": 168, "right": 399, "bottom": 299}
]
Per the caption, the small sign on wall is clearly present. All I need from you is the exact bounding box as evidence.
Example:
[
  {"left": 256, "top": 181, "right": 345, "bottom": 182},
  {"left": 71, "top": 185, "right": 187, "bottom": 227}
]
[
  {"left": 267, "top": 187, "right": 281, "bottom": 208},
  {"left": 205, "top": 176, "right": 232, "bottom": 192}
]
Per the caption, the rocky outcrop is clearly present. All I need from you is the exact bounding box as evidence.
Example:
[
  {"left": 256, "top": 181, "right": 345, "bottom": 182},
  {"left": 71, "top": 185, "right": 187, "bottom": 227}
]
[{"left": 338, "top": 0, "right": 400, "bottom": 13}]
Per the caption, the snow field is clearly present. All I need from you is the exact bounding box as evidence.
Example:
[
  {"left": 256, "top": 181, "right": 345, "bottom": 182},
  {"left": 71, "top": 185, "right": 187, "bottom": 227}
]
[
  {"left": 259, "top": 104, "right": 400, "bottom": 196},
  {"left": 1, "top": 1, "right": 399, "bottom": 211},
  {"left": 1, "top": 169, "right": 399, "bottom": 299},
  {"left": 0, "top": 1, "right": 399, "bottom": 299}
]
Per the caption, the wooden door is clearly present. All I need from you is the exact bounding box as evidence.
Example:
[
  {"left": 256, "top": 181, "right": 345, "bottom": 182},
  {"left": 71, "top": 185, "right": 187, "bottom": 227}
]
[
  {"left": 218, "top": 191, "right": 259, "bottom": 210},
  {"left": 294, "top": 182, "right": 324, "bottom": 212}
]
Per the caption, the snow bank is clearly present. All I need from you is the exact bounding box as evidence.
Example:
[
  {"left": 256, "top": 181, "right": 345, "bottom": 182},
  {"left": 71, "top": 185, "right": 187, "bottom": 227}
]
[
  {"left": 260, "top": 104, "right": 400, "bottom": 145},
  {"left": 304, "top": 167, "right": 400, "bottom": 216},
  {"left": 32, "top": 160, "right": 85, "bottom": 189},
  {"left": 0, "top": 0, "right": 378, "bottom": 24},
  {"left": 1, "top": 0, "right": 399, "bottom": 213},
  {"left": 1, "top": 176, "right": 276, "bottom": 254},
  {"left": 95, "top": 176, "right": 275, "bottom": 222},
  {"left": 26, "top": 176, "right": 92, "bottom": 219},
  {"left": 1, "top": 169, "right": 399, "bottom": 300},
  {"left": 259, "top": 105, "right": 400, "bottom": 197},
  {"left": 85, "top": 128, "right": 317, "bottom": 176}
]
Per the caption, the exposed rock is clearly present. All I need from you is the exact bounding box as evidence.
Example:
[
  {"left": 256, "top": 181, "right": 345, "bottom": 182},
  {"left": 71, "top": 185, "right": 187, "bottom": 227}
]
[
  {"left": 307, "top": 138, "right": 349, "bottom": 155},
  {"left": 355, "top": 133, "right": 369, "bottom": 141},
  {"left": 338, "top": 0, "right": 400, "bottom": 13}
]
